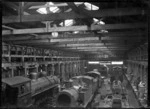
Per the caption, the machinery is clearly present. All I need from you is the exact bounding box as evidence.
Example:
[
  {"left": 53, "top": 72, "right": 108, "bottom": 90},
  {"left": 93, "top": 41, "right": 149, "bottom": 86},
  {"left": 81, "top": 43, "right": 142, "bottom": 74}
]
[
  {"left": 112, "top": 80, "right": 122, "bottom": 94},
  {"left": 1, "top": 72, "right": 60, "bottom": 107},
  {"left": 56, "top": 70, "right": 102, "bottom": 107}
]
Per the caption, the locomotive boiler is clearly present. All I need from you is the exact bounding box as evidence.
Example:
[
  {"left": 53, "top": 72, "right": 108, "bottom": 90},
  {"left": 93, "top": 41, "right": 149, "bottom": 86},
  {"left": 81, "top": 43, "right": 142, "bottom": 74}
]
[
  {"left": 56, "top": 70, "right": 101, "bottom": 107},
  {"left": 1, "top": 72, "right": 60, "bottom": 108}
]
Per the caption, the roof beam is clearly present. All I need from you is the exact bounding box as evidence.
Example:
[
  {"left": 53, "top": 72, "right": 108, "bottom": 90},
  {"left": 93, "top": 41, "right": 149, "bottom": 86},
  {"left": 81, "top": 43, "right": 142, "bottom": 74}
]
[
  {"left": 2, "top": 8, "right": 145, "bottom": 24},
  {"left": 23, "top": 2, "right": 46, "bottom": 11},
  {"left": 29, "top": 2, "right": 84, "bottom": 9},
  {"left": 67, "top": 2, "right": 91, "bottom": 26},
  {"left": 101, "top": 36, "right": 146, "bottom": 40},
  {"left": 100, "top": 31, "right": 145, "bottom": 37},
  {"left": 103, "top": 40, "right": 143, "bottom": 43},
  {"left": 7, "top": 37, "right": 99, "bottom": 44},
  {"left": 66, "top": 43, "right": 104, "bottom": 47},
  {"left": 71, "top": 47, "right": 128, "bottom": 50},
  {"left": 52, "top": 43, "right": 105, "bottom": 47},
  {"left": 2, "top": 23, "right": 146, "bottom": 35},
  {"left": 2, "top": 33, "right": 95, "bottom": 41},
  {"left": 3, "top": 2, "right": 18, "bottom": 11},
  {"left": 73, "top": 46, "right": 108, "bottom": 49},
  {"left": 79, "top": 49, "right": 127, "bottom": 51},
  {"left": 32, "top": 45, "right": 90, "bottom": 55},
  {"left": 9, "top": 40, "right": 102, "bottom": 45},
  {"left": 2, "top": 31, "right": 145, "bottom": 41}
]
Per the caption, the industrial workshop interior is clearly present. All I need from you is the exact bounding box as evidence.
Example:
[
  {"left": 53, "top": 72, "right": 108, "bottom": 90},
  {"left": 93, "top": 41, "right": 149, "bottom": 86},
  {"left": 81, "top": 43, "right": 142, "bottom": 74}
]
[{"left": 1, "top": 1, "right": 149, "bottom": 108}]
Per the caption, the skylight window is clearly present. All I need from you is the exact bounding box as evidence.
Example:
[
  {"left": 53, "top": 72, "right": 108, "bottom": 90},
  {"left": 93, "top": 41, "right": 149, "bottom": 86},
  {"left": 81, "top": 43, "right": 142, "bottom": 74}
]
[
  {"left": 111, "top": 61, "right": 123, "bottom": 65},
  {"left": 37, "top": 8, "right": 47, "bottom": 14},
  {"left": 65, "top": 8, "right": 72, "bottom": 12},
  {"left": 93, "top": 18, "right": 99, "bottom": 22},
  {"left": 101, "top": 30, "right": 108, "bottom": 33},
  {"left": 74, "top": 31, "right": 79, "bottom": 34},
  {"left": 99, "top": 21, "right": 105, "bottom": 25},
  {"left": 97, "top": 30, "right": 108, "bottom": 33},
  {"left": 84, "top": 2, "right": 99, "bottom": 10},
  {"left": 60, "top": 19, "right": 74, "bottom": 26},
  {"left": 93, "top": 18, "right": 105, "bottom": 25},
  {"left": 74, "top": 2, "right": 84, "bottom": 6},
  {"left": 37, "top": 2, "right": 60, "bottom": 14},
  {"left": 88, "top": 61, "right": 100, "bottom": 64},
  {"left": 49, "top": 2, "right": 59, "bottom": 13}
]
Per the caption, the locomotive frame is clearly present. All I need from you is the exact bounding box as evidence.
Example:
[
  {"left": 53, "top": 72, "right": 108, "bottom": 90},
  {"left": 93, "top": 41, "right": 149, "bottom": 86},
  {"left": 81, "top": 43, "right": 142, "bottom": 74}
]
[
  {"left": 1, "top": 75, "right": 60, "bottom": 108},
  {"left": 56, "top": 70, "right": 102, "bottom": 108}
]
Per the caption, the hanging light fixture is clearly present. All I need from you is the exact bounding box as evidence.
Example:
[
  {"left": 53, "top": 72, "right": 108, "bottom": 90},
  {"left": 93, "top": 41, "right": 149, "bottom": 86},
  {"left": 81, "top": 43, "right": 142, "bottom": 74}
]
[{"left": 52, "top": 32, "right": 58, "bottom": 37}]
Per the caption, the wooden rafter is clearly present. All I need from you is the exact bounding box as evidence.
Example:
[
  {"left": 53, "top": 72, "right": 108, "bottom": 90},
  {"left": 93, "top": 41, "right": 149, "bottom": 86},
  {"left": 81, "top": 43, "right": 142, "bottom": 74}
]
[
  {"left": 3, "top": 34, "right": 96, "bottom": 41},
  {"left": 2, "top": 8, "right": 145, "bottom": 24},
  {"left": 67, "top": 2, "right": 92, "bottom": 26},
  {"left": 28, "top": 2, "right": 84, "bottom": 9},
  {"left": 6, "top": 37, "right": 99, "bottom": 44},
  {"left": 101, "top": 36, "right": 146, "bottom": 40},
  {"left": 3, "top": 2, "right": 18, "bottom": 11},
  {"left": 2, "top": 31, "right": 145, "bottom": 41},
  {"left": 23, "top": 2, "right": 45, "bottom": 11},
  {"left": 2, "top": 23, "right": 146, "bottom": 35},
  {"left": 99, "top": 31, "right": 145, "bottom": 37}
]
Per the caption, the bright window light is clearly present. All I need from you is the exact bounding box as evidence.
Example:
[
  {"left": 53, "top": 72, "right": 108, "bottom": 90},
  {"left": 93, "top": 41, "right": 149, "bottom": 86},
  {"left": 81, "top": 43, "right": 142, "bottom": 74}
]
[
  {"left": 93, "top": 18, "right": 99, "bottom": 22},
  {"left": 65, "top": 8, "right": 72, "bottom": 12},
  {"left": 93, "top": 18, "right": 105, "bottom": 25},
  {"left": 37, "top": 8, "right": 47, "bottom": 14},
  {"left": 99, "top": 21, "right": 105, "bottom": 25},
  {"left": 74, "top": 31, "right": 79, "bottom": 34},
  {"left": 111, "top": 61, "right": 123, "bottom": 65},
  {"left": 52, "top": 32, "right": 58, "bottom": 37},
  {"left": 37, "top": 2, "right": 60, "bottom": 14},
  {"left": 60, "top": 19, "right": 74, "bottom": 26},
  {"left": 49, "top": 2, "right": 59, "bottom": 13},
  {"left": 74, "top": 2, "right": 84, "bottom": 6},
  {"left": 88, "top": 61, "right": 100, "bottom": 64},
  {"left": 84, "top": 2, "right": 99, "bottom": 10},
  {"left": 97, "top": 30, "right": 108, "bottom": 33},
  {"left": 101, "top": 30, "right": 108, "bottom": 33}
]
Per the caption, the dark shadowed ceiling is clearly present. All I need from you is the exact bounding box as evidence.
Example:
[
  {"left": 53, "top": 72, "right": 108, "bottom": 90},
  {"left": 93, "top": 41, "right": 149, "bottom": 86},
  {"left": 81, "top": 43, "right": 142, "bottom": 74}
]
[{"left": 2, "top": 1, "right": 149, "bottom": 60}]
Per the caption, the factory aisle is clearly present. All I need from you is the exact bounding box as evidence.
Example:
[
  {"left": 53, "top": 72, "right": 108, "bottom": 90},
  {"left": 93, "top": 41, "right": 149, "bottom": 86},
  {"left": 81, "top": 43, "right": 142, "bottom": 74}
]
[{"left": 92, "top": 75, "right": 142, "bottom": 108}]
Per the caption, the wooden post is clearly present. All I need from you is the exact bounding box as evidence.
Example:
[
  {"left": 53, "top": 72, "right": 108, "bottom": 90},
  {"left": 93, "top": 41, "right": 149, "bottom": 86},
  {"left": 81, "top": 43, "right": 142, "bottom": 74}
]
[
  {"left": 24, "top": 66, "right": 27, "bottom": 77},
  {"left": 36, "top": 64, "right": 39, "bottom": 73},
  {"left": 62, "top": 63, "right": 65, "bottom": 81},
  {"left": 12, "top": 68, "right": 14, "bottom": 77},
  {"left": 45, "top": 64, "right": 48, "bottom": 73},
  {"left": 58, "top": 63, "right": 60, "bottom": 76},
  {"left": 147, "top": 5, "right": 150, "bottom": 107},
  {"left": 8, "top": 44, "right": 11, "bottom": 62},
  {"left": 19, "top": 2, "right": 24, "bottom": 22},
  {"left": 52, "top": 64, "right": 54, "bottom": 75}
]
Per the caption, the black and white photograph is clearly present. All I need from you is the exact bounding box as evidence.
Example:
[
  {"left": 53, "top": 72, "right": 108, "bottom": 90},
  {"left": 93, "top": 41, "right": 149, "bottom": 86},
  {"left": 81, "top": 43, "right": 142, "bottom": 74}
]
[{"left": 1, "top": 1, "right": 150, "bottom": 108}]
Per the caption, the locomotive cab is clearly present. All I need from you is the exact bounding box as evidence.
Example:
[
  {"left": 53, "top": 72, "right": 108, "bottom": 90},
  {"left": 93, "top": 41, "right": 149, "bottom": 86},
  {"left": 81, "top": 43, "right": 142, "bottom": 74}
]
[{"left": 2, "top": 76, "right": 32, "bottom": 107}]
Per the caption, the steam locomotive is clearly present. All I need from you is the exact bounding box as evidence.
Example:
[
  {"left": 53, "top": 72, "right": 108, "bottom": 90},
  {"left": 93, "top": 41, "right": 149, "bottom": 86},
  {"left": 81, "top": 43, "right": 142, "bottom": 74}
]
[
  {"left": 1, "top": 72, "right": 60, "bottom": 107},
  {"left": 56, "top": 70, "right": 102, "bottom": 107}
]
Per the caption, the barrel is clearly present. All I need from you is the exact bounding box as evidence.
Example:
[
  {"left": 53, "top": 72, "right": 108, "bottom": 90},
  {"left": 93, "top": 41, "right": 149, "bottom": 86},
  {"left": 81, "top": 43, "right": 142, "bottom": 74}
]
[
  {"left": 30, "top": 72, "right": 38, "bottom": 80},
  {"left": 56, "top": 87, "right": 79, "bottom": 107},
  {"left": 41, "top": 71, "right": 47, "bottom": 76}
]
